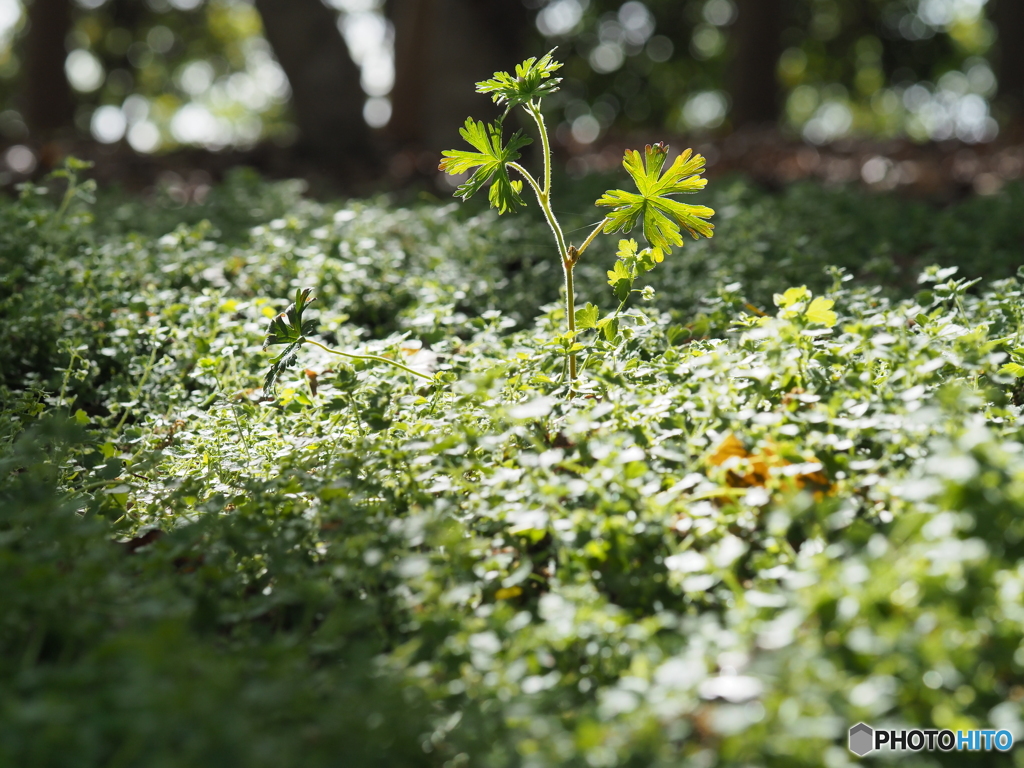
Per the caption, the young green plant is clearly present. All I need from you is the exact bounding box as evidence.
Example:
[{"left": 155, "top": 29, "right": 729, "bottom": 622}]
[
  {"left": 261, "top": 288, "right": 433, "bottom": 399},
  {"left": 440, "top": 50, "right": 715, "bottom": 386}
]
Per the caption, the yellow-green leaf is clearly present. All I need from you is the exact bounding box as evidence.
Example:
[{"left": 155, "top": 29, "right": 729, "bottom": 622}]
[
  {"left": 774, "top": 286, "right": 811, "bottom": 309},
  {"left": 476, "top": 49, "right": 563, "bottom": 108},
  {"left": 595, "top": 143, "right": 715, "bottom": 255},
  {"left": 806, "top": 296, "right": 837, "bottom": 327},
  {"left": 575, "top": 303, "right": 600, "bottom": 330},
  {"left": 1000, "top": 362, "right": 1024, "bottom": 378},
  {"left": 439, "top": 118, "right": 532, "bottom": 214}
]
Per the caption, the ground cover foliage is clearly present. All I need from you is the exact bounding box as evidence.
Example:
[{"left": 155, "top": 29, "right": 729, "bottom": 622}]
[{"left": 4, "top": 166, "right": 1024, "bottom": 767}]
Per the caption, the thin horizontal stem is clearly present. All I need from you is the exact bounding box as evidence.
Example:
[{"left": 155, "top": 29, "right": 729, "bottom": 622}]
[{"left": 303, "top": 338, "right": 433, "bottom": 381}]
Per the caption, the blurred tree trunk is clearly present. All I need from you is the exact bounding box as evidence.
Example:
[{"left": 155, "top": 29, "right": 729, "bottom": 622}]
[
  {"left": 253, "top": 0, "right": 375, "bottom": 171},
  {"left": 993, "top": 0, "right": 1024, "bottom": 116},
  {"left": 388, "top": 0, "right": 530, "bottom": 158},
  {"left": 729, "top": 0, "right": 785, "bottom": 128},
  {"left": 24, "top": 0, "right": 75, "bottom": 138}
]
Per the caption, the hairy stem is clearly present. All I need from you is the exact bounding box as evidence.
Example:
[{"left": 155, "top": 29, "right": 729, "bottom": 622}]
[
  {"left": 564, "top": 259, "right": 577, "bottom": 382},
  {"left": 508, "top": 158, "right": 567, "bottom": 261},
  {"left": 302, "top": 337, "right": 433, "bottom": 381},
  {"left": 508, "top": 162, "right": 543, "bottom": 204},
  {"left": 529, "top": 103, "right": 553, "bottom": 199},
  {"left": 525, "top": 101, "right": 577, "bottom": 386}
]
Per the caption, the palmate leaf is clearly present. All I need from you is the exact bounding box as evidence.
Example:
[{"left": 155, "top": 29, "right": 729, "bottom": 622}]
[
  {"left": 439, "top": 118, "right": 532, "bottom": 214},
  {"left": 595, "top": 143, "right": 715, "bottom": 254},
  {"left": 475, "top": 49, "right": 563, "bottom": 109},
  {"left": 607, "top": 260, "right": 632, "bottom": 301}
]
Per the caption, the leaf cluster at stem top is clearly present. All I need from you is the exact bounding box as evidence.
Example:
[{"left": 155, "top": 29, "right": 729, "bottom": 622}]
[
  {"left": 475, "top": 49, "right": 563, "bottom": 110},
  {"left": 438, "top": 51, "right": 564, "bottom": 217}
]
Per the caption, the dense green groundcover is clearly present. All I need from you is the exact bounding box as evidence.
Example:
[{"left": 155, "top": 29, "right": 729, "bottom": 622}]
[{"left": 4, "top": 166, "right": 1024, "bottom": 767}]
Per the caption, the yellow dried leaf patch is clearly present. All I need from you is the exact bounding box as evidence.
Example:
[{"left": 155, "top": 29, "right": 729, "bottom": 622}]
[{"left": 708, "top": 432, "right": 832, "bottom": 494}]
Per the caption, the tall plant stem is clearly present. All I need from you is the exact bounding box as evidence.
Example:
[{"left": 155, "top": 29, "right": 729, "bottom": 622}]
[
  {"left": 509, "top": 160, "right": 576, "bottom": 384},
  {"left": 563, "top": 257, "right": 577, "bottom": 381},
  {"left": 302, "top": 337, "right": 433, "bottom": 381},
  {"left": 512, "top": 101, "right": 580, "bottom": 387},
  {"left": 508, "top": 160, "right": 566, "bottom": 261}
]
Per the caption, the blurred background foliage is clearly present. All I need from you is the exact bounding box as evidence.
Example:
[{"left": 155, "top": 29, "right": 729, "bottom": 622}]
[{"left": 0, "top": 0, "right": 1019, "bottom": 181}]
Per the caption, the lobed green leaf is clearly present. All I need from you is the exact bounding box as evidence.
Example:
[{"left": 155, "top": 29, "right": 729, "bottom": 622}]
[
  {"left": 574, "top": 303, "right": 600, "bottom": 330},
  {"left": 596, "top": 143, "right": 715, "bottom": 254},
  {"left": 439, "top": 119, "right": 532, "bottom": 215},
  {"left": 475, "top": 49, "right": 563, "bottom": 109}
]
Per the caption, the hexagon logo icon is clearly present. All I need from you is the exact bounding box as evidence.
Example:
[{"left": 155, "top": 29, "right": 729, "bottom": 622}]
[{"left": 849, "top": 722, "right": 874, "bottom": 757}]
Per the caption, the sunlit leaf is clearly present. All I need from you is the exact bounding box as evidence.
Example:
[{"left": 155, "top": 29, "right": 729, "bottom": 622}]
[
  {"left": 806, "top": 296, "right": 837, "bottom": 327},
  {"left": 596, "top": 143, "right": 715, "bottom": 254},
  {"left": 439, "top": 118, "right": 532, "bottom": 214},
  {"left": 773, "top": 286, "right": 811, "bottom": 309},
  {"left": 597, "top": 315, "right": 619, "bottom": 341},
  {"left": 262, "top": 340, "right": 303, "bottom": 397},
  {"left": 575, "top": 302, "right": 600, "bottom": 329},
  {"left": 262, "top": 288, "right": 317, "bottom": 397},
  {"left": 475, "top": 49, "right": 563, "bottom": 109},
  {"left": 1000, "top": 362, "right": 1024, "bottom": 378}
]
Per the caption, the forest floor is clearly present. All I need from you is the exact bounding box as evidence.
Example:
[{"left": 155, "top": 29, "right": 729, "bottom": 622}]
[{"left": 2, "top": 163, "right": 1023, "bottom": 766}]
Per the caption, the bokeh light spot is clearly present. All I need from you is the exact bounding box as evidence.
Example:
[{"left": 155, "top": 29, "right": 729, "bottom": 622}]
[
  {"left": 91, "top": 105, "right": 126, "bottom": 143},
  {"left": 65, "top": 49, "right": 105, "bottom": 93}
]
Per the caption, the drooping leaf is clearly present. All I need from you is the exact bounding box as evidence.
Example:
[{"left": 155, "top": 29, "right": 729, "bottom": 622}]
[
  {"left": 597, "top": 315, "right": 619, "bottom": 341},
  {"left": 475, "top": 49, "right": 563, "bottom": 109},
  {"left": 439, "top": 119, "right": 532, "bottom": 214},
  {"left": 262, "top": 288, "right": 316, "bottom": 397},
  {"left": 262, "top": 340, "right": 303, "bottom": 397},
  {"left": 636, "top": 246, "right": 663, "bottom": 274},
  {"left": 596, "top": 143, "right": 715, "bottom": 254}
]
